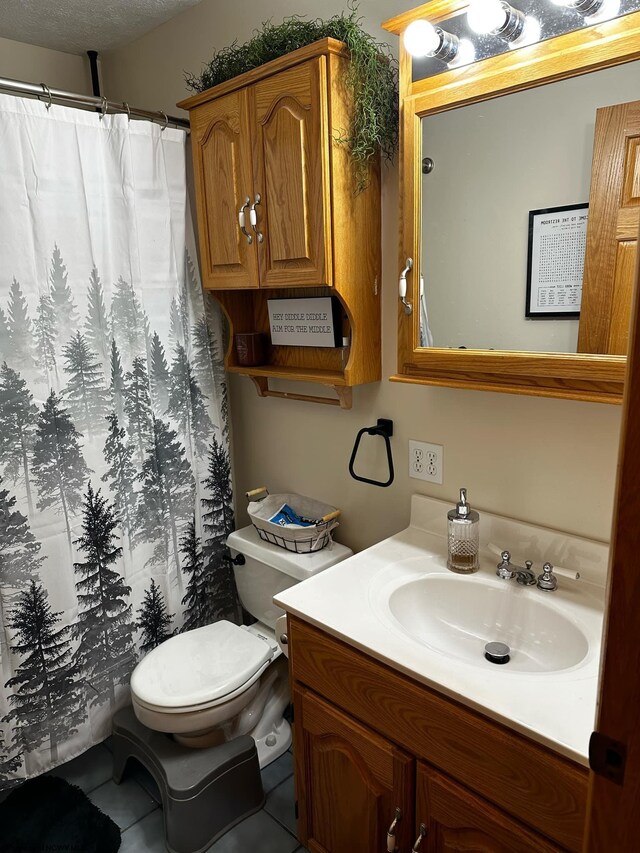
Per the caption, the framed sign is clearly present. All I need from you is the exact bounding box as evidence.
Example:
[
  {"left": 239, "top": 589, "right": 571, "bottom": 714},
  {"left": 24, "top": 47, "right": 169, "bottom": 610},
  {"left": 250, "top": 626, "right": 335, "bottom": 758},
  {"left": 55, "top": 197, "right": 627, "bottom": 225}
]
[
  {"left": 267, "top": 296, "right": 342, "bottom": 347},
  {"left": 526, "top": 203, "right": 588, "bottom": 318}
]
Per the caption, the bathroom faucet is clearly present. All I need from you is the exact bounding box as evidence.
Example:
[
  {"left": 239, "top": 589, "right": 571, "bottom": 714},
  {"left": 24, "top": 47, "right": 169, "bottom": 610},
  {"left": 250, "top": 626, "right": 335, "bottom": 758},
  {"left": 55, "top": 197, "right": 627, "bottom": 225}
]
[{"left": 495, "top": 551, "right": 536, "bottom": 585}]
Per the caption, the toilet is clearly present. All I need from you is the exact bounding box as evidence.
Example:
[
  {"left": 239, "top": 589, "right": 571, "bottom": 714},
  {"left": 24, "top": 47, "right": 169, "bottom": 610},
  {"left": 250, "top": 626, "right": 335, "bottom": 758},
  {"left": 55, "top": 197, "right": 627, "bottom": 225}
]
[{"left": 130, "top": 524, "right": 352, "bottom": 767}]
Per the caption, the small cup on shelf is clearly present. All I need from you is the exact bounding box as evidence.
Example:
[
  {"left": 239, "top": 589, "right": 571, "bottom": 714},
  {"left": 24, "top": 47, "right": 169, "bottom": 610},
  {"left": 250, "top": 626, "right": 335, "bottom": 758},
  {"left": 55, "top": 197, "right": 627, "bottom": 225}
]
[{"left": 235, "top": 332, "right": 265, "bottom": 367}]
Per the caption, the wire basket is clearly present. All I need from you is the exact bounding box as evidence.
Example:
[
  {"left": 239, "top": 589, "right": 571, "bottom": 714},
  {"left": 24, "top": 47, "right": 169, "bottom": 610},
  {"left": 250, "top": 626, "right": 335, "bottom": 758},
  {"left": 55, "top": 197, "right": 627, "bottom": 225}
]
[{"left": 245, "top": 488, "right": 341, "bottom": 553}]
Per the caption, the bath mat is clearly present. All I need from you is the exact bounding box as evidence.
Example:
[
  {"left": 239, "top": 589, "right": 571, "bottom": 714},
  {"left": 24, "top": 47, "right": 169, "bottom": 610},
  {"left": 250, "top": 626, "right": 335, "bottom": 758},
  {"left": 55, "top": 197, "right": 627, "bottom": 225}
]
[{"left": 0, "top": 774, "right": 121, "bottom": 853}]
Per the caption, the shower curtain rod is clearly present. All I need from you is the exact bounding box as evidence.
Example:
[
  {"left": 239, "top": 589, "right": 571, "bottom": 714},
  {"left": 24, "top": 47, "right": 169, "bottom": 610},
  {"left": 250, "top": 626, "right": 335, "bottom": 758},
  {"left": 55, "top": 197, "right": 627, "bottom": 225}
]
[{"left": 0, "top": 75, "right": 190, "bottom": 130}]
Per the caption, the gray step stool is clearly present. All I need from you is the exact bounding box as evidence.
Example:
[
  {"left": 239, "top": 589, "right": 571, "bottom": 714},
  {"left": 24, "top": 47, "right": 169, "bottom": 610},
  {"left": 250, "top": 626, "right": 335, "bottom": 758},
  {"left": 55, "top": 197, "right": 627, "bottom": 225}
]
[{"left": 112, "top": 706, "right": 264, "bottom": 853}]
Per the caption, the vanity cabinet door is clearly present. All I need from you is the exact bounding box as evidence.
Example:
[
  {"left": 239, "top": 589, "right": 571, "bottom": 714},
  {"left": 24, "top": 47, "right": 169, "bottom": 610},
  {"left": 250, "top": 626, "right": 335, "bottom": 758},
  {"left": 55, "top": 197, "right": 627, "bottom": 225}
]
[
  {"left": 293, "top": 685, "right": 414, "bottom": 853},
  {"left": 251, "top": 57, "right": 332, "bottom": 288},
  {"left": 190, "top": 88, "right": 259, "bottom": 289},
  {"left": 416, "top": 764, "right": 560, "bottom": 853}
]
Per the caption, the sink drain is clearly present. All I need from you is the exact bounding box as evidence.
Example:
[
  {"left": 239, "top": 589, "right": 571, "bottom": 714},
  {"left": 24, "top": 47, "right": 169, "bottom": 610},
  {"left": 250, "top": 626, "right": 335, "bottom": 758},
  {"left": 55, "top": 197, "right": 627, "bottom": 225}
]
[{"left": 484, "top": 641, "right": 510, "bottom": 665}]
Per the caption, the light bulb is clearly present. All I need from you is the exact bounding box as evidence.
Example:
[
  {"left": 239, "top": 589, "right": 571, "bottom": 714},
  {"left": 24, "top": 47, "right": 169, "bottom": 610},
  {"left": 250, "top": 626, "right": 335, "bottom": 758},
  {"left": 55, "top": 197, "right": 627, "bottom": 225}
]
[
  {"left": 467, "top": 0, "right": 508, "bottom": 34},
  {"left": 550, "top": 0, "right": 620, "bottom": 17},
  {"left": 403, "top": 20, "right": 441, "bottom": 58},
  {"left": 585, "top": 0, "right": 621, "bottom": 22},
  {"left": 448, "top": 39, "right": 476, "bottom": 68},
  {"left": 509, "top": 16, "right": 541, "bottom": 48}
]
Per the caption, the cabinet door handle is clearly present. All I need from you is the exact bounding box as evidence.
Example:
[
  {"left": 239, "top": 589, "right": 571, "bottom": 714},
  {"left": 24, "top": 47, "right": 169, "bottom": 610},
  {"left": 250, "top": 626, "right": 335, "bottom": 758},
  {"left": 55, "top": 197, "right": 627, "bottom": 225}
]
[
  {"left": 412, "top": 824, "right": 427, "bottom": 851},
  {"left": 239, "top": 197, "right": 252, "bottom": 244},
  {"left": 399, "top": 257, "right": 413, "bottom": 315},
  {"left": 250, "top": 193, "right": 264, "bottom": 242},
  {"left": 386, "top": 807, "right": 401, "bottom": 852}
]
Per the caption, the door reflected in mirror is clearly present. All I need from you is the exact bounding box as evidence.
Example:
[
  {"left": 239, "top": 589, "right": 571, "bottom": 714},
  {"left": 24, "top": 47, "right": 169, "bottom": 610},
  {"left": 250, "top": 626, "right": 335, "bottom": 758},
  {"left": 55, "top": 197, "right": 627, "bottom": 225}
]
[{"left": 419, "top": 60, "right": 640, "bottom": 354}]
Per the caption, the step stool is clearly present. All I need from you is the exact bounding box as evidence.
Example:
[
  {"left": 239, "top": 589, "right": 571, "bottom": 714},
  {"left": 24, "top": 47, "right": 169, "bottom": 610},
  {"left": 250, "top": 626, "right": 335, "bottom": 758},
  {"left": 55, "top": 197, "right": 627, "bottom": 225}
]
[{"left": 111, "top": 706, "right": 264, "bottom": 853}]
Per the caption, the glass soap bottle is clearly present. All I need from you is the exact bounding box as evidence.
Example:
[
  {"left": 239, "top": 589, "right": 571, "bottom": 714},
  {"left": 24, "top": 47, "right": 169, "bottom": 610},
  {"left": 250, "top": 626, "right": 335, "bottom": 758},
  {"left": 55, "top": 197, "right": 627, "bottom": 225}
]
[{"left": 447, "top": 488, "right": 480, "bottom": 574}]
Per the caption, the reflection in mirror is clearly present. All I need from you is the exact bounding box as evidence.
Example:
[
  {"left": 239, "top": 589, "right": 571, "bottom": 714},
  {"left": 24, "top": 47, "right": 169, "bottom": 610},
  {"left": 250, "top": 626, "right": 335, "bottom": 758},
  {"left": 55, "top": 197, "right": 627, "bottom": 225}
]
[{"left": 419, "top": 60, "right": 639, "bottom": 353}]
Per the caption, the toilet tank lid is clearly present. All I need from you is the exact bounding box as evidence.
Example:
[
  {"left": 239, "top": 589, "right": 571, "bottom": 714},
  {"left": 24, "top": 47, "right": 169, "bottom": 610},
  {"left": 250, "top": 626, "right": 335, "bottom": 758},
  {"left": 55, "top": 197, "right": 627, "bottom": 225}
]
[{"left": 226, "top": 525, "right": 353, "bottom": 581}]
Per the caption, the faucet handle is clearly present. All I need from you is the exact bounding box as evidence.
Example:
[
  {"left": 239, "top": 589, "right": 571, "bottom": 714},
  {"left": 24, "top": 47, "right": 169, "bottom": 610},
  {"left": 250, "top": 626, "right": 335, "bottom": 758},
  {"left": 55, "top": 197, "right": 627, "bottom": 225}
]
[
  {"left": 496, "top": 550, "right": 515, "bottom": 579},
  {"left": 537, "top": 561, "right": 558, "bottom": 592}
]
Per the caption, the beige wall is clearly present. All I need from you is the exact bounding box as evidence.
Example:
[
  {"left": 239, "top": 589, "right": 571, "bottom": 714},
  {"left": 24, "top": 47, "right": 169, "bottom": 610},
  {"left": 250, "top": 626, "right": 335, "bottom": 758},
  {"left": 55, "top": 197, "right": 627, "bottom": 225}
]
[
  {"left": 101, "top": 0, "right": 622, "bottom": 557},
  {"left": 0, "top": 36, "right": 90, "bottom": 92}
]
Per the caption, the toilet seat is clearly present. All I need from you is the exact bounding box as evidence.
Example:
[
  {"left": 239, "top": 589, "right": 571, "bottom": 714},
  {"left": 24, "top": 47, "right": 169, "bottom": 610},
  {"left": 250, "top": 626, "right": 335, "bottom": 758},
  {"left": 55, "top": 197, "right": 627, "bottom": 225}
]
[{"left": 131, "top": 621, "right": 275, "bottom": 714}]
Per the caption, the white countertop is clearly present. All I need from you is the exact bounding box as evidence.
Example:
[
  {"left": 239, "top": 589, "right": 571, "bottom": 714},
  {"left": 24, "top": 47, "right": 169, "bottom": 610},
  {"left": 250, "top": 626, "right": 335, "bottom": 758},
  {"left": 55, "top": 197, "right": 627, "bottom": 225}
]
[{"left": 275, "top": 495, "right": 608, "bottom": 767}]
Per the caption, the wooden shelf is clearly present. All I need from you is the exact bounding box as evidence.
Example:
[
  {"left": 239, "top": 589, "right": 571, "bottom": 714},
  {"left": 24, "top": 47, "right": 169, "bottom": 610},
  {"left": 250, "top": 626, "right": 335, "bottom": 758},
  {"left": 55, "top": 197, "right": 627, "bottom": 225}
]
[{"left": 226, "top": 364, "right": 347, "bottom": 385}]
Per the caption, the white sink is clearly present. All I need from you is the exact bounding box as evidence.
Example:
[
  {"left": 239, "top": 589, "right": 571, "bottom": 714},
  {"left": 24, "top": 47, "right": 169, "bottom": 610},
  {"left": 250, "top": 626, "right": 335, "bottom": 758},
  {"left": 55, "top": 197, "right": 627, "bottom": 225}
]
[
  {"left": 387, "top": 573, "right": 590, "bottom": 673},
  {"left": 275, "top": 494, "right": 608, "bottom": 764}
]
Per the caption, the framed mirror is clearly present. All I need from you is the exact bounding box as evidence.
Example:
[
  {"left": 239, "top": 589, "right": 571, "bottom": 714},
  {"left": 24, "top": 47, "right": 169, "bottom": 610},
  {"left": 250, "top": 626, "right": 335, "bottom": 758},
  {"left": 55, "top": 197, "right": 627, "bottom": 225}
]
[{"left": 383, "top": 2, "right": 640, "bottom": 403}]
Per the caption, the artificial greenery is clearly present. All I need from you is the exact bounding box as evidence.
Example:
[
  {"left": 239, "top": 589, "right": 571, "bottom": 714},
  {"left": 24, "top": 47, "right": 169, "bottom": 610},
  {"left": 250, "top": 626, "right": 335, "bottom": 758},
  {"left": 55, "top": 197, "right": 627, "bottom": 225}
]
[{"left": 185, "top": 4, "right": 398, "bottom": 191}]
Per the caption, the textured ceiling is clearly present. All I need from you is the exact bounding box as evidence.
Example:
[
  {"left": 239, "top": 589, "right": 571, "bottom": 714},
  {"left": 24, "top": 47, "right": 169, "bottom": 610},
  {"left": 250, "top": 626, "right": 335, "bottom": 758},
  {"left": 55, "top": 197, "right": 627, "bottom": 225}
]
[{"left": 0, "top": 0, "right": 202, "bottom": 54}]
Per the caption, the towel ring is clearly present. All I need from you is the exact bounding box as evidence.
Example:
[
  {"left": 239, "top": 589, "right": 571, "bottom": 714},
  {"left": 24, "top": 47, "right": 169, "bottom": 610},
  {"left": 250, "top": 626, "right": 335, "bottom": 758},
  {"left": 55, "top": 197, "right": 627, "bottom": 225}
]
[
  {"left": 40, "top": 83, "right": 52, "bottom": 110},
  {"left": 99, "top": 95, "right": 108, "bottom": 119},
  {"left": 122, "top": 101, "right": 131, "bottom": 122},
  {"left": 158, "top": 110, "right": 169, "bottom": 131},
  {"left": 349, "top": 418, "right": 395, "bottom": 488}
]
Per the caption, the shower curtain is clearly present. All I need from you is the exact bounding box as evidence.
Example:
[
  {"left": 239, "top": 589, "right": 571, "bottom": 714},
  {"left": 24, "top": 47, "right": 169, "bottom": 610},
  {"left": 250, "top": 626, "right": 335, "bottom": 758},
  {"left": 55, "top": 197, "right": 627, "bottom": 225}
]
[{"left": 0, "top": 93, "right": 239, "bottom": 785}]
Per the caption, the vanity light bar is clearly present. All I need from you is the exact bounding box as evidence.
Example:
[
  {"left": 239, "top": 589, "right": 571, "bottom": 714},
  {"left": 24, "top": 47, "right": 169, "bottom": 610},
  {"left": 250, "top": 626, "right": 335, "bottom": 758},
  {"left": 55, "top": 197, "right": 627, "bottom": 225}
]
[{"left": 403, "top": 0, "right": 624, "bottom": 64}]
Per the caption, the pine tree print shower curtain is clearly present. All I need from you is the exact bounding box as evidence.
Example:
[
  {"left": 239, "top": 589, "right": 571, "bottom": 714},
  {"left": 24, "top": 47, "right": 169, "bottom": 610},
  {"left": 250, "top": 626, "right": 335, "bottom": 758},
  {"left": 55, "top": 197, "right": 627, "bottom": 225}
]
[{"left": 0, "top": 93, "right": 239, "bottom": 785}]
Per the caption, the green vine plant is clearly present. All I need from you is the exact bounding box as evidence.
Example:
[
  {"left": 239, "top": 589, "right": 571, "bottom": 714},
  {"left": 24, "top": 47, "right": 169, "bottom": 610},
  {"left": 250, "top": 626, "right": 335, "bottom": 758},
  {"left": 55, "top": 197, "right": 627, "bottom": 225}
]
[{"left": 185, "top": 3, "right": 399, "bottom": 192}]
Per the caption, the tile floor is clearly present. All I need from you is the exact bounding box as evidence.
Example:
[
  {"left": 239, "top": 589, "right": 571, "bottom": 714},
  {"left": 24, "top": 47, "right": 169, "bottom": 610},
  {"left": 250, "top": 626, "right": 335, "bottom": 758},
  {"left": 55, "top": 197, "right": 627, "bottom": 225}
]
[{"left": 45, "top": 738, "right": 308, "bottom": 852}]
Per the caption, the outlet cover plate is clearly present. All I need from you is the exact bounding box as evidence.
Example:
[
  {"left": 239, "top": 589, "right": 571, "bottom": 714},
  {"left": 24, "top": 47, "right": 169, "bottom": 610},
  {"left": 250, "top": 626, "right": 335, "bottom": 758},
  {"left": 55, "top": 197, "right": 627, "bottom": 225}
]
[{"left": 409, "top": 440, "right": 443, "bottom": 484}]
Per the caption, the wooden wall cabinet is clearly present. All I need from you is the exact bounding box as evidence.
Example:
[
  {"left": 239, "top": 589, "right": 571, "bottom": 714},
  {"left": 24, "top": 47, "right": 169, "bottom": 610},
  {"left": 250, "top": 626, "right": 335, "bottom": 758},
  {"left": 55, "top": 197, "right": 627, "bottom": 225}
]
[
  {"left": 178, "top": 40, "right": 381, "bottom": 409},
  {"left": 290, "top": 616, "right": 588, "bottom": 853}
]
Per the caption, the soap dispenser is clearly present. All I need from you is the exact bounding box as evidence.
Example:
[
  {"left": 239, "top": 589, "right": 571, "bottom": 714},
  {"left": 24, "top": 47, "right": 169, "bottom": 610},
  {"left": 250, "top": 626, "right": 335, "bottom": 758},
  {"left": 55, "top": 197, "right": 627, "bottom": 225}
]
[{"left": 447, "top": 488, "right": 480, "bottom": 574}]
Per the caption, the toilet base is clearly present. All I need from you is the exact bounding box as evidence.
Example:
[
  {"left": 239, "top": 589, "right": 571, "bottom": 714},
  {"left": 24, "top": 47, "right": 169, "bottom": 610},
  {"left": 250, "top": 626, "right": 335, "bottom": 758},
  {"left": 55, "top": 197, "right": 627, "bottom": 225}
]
[
  {"left": 255, "top": 717, "right": 292, "bottom": 768},
  {"left": 111, "top": 705, "right": 264, "bottom": 853}
]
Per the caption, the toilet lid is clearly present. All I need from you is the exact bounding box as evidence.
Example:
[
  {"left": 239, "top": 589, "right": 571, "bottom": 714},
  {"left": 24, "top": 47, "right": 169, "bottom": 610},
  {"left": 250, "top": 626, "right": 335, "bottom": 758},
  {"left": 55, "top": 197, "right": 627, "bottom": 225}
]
[{"left": 131, "top": 620, "right": 273, "bottom": 709}]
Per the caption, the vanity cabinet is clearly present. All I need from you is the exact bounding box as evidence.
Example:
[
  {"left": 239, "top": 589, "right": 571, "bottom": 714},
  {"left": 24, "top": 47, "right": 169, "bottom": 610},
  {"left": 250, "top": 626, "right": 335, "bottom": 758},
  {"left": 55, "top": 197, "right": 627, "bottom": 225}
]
[
  {"left": 289, "top": 616, "right": 588, "bottom": 853},
  {"left": 178, "top": 40, "right": 381, "bottom": 408}
]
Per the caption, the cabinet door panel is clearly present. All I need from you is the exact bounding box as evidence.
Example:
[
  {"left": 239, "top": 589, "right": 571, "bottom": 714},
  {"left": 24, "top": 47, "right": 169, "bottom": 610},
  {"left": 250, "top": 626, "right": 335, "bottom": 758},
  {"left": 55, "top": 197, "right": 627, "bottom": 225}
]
[
  {"left": 191, "top": 89, "right": 258, "bottom": 289},
  {"left": 417, "top": 764, "right": 560, "bottom": 853},
  {"left": 294, "top": 685, "right": 414, "bottom": 853},
  {"left": 253, "top": 58, "right": 332, "bottom": 287}
]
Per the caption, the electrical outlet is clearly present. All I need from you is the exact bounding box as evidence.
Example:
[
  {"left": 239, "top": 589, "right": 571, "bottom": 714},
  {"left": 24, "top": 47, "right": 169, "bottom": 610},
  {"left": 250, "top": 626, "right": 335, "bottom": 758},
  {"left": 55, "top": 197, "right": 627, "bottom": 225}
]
[{"left": 409, "top": 440, "right": 443, "bottom": 484}]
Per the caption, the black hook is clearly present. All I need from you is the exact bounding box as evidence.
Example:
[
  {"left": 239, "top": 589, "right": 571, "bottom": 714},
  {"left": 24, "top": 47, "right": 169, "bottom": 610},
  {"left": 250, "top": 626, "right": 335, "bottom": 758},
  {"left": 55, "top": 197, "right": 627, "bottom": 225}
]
[{"left": 348, "top": 419, "right": 394, "bottom": 488}]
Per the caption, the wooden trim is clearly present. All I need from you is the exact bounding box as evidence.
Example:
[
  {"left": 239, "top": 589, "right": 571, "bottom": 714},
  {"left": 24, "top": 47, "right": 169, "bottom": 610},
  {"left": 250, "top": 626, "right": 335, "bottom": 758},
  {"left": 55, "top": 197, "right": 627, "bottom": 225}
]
[
  {"left": 389, "top": 373, "right": 624, "bottom": 405},
  {"left": 177, "top": 38, "right": 348, "bottom": 110},
  {"left": 290, "top": 616, "right": 587, "bottom": 851},
  {"left": 391, "top": 7, "right": 640, "bottom": 403},
  {"left": 583, "top": 201, "right": 640, "bottom": 851},
  {"left": 382, "top": 0, "right": 470, "bottom": 34}
]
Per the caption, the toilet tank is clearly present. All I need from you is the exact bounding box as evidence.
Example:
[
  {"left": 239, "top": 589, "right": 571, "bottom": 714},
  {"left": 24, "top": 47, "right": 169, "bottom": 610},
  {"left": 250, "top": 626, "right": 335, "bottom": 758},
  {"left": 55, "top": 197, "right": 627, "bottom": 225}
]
[{"left": 226, "top": 525, "right": 353, "bottom": 629}]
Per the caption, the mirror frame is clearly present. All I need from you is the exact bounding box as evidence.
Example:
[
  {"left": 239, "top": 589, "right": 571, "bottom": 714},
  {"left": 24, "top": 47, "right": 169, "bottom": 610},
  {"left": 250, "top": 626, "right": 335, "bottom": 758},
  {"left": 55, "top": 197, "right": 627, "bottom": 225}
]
[{"left": 383, "top": 2, "right": 640, "bottom": 404}]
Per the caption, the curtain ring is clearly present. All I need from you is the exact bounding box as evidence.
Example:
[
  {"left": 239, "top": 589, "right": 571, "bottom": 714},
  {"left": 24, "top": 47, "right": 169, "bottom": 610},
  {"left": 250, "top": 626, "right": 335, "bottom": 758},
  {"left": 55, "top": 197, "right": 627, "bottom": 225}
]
[
  {"left": 158, "top": 110, "right": 168, "bottom": 131},
  {"left": 40, "top": 83, "right": 52, "bottom": 111},
  {"left": 99, "top": 95, "right": 108, "bottom": 119},
  {"left": 122, "top": 101, "right": 131, "bottom": 122}
]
